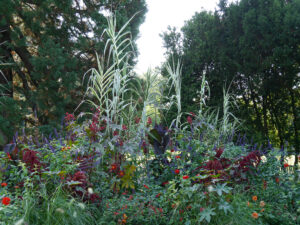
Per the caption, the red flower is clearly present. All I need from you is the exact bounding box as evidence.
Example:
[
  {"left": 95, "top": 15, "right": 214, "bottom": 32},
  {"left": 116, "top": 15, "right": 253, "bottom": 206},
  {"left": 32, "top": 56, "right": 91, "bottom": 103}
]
[
  {"left": 275, "top": 177, "right": 280, "bottom": 183},
  {"left": 119, "top": 139, "right": 124, "bottom": 147},
  {"left": 99, "top": 126, "right": 106, "bottom": 131},
  {"left": 2, "top": 197, "right": 10, "bottom": 205},
  {"left": 284, "top": 163, "right": 289, "bottom": 168},
  {"left": 182, "top": 175, "right": 189, "bottom": 179},
  {"left": 64, "top": 112, "right": 75, "bottom": 122},
  {"left": 171, "top": 149, "right": 175, "bottom": 152},
  {"left": 162, "top": 181, "right": 169, "bottom": 186},
  {"left": 135, "top": 117, "right": 141, "bottom": 124},
  {"left": 190, "top": 112, "right": 196, "bottom": 117},
  {"left": 175, "top": 155, "right": 181, "bottom": 159},
  {"left": 6, "top": 153, "right": 12, "bottom": 160},
  {"left": 111, "top": 164, "right": 117, "bottom": 171},
  {"left": 143, "top": 184, "right": 149, "bottom": 189},
  {"left": 155, "top": 193, "right": 161, "bottom": 198},
  {"left": 119, "top": 171, "right": 125, "bottom": 177},
  {"left": 187, "top": 116, "right": 193, "bottom": 124},
  {"left": 1, "top": 183, "right": 7, "bottom": 187},
  {"left": 200, "top": 207, "right": 204, "bottom": 212},
  {"left": 174, "top": 169, "right": 180, "bottom": 174},
  {"left": 122, "top": 124, "right": 128, "bottom": 130},
  {"left": 113, "top": 131, "right": 118, "bottom": 136},
  {"left": 147, "top": 117, "right": 152, "bottom": 125}
]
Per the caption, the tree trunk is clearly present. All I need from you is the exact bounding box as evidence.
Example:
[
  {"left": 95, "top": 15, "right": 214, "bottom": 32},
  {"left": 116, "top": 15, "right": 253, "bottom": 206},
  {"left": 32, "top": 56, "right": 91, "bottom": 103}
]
[{"left": 289, "top": 89, "right": 299, "bottom": 169}]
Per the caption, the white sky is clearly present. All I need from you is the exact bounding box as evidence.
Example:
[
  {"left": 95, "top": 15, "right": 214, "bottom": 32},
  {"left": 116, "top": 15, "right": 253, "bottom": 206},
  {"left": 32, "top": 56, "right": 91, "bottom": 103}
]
[{"left": 134, "top": 0, "right": 224, "bottom": 74}]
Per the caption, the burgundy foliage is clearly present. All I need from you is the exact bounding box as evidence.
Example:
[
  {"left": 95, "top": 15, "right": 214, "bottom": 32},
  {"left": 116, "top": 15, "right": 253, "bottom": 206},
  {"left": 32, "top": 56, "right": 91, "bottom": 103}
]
[{"left": 22, "top": 149, "right": 42, "bottom": 172}]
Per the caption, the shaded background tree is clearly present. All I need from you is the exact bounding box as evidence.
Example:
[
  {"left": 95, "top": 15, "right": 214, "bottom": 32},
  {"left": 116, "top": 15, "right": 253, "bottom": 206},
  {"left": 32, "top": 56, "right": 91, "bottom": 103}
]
[
  {"left": 0, "top": 0, "right": 147, "bottom": 140},
  {"left": 161, "top": 0, "right": 300, "bottom": 161}
]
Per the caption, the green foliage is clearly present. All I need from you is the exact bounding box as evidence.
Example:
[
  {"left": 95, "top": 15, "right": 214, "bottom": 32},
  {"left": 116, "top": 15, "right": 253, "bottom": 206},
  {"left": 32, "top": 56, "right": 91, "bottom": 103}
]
[{"left": 161, "top": 0, "right": 300, "bottom": 157}]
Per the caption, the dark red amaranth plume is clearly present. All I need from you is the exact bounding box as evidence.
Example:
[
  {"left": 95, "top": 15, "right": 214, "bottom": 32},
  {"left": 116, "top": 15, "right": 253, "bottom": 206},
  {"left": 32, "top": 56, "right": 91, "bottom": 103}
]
[
  {"left": 193, "top": 148, "right": 261, "bottom": 184},
  {"left": 67, "top": 171, "right": 101, "bottom": 204},
  {"left": 22, "top": 149, "right": 42, "bottom": 172},
  {"left": 238, "top": 150, "right": 261, "bottom": 172}
]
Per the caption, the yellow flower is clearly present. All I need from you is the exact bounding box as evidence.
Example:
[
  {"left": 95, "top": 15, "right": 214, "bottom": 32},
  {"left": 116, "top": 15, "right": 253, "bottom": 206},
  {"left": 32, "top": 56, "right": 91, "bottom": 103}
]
[{"left": 252, "top": 212, "right": 259, "bottom": 219}]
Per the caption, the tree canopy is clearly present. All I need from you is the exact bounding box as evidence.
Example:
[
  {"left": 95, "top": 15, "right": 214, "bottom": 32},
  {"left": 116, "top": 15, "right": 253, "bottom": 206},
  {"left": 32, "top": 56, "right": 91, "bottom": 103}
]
[
  {"left": 161, "top": 0, "right": 300, "bottom": 156},
  {"left": 0, "top": 0, "right": 147, "bottom": 139}
]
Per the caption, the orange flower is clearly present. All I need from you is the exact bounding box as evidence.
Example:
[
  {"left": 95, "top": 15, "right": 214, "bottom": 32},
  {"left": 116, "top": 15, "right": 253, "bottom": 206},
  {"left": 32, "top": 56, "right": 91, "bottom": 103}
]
[
  {"left": 171, "top": 203, "right": 176, "bottom": 208},
  {"left": 275, "top": 177, "right": 280, "bottom": 183},
  {"left": 259, "top": 201, "right": 265, "bottom": 207},
  {"left": 252, "top": 212, "right": 259, "bottom": 219},
  {"left": 1, "top": 183, "right": 7, "bottom": 187},
  {"left": 247, "top": 201, "right": 250, "bottom": 207},
  {"left": 252, "top": 196, "right": 257, "bottom": 201},
  {"left": 260, "top": 208, "right": 265, "bottom": 212},
  {"left": 175, "top": 155, "right": 181, "bottom": 159}
]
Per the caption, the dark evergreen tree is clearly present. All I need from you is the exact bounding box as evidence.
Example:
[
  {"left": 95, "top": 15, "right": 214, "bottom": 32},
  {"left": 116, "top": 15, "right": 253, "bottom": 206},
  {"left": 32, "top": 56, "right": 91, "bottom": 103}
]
[{"left": 0, "top": 0, "right": 147, "bottom": 139}]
